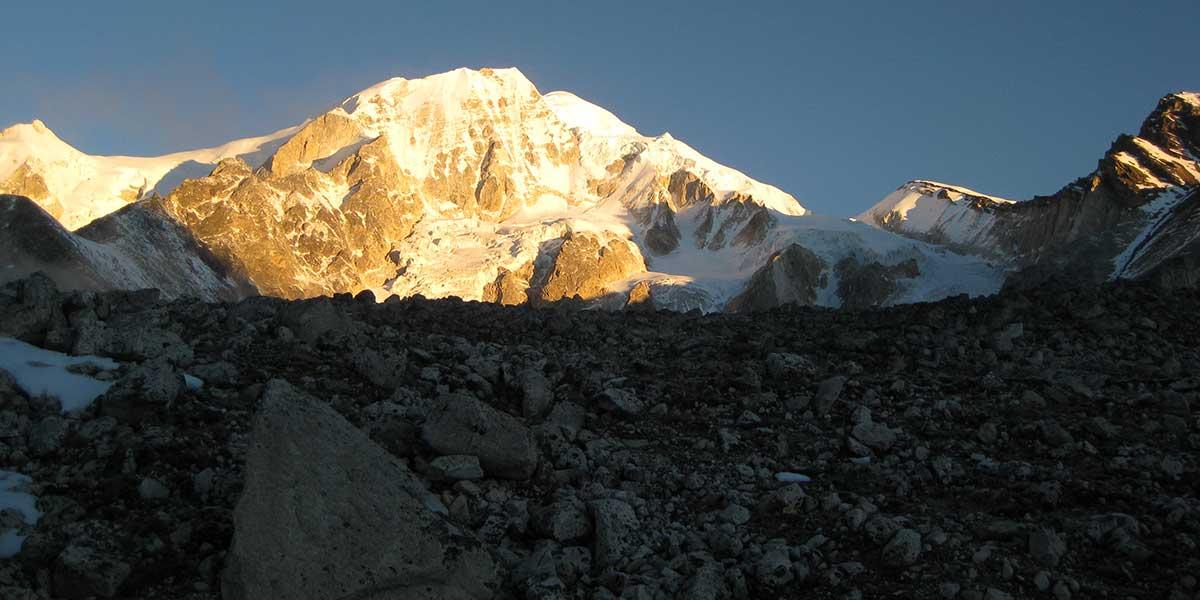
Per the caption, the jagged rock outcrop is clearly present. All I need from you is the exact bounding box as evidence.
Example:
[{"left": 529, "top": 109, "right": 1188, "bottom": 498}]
[
  {"left": 529, "top": 232, "right": 645, "bottom": 304},
  {"left": 223, "top": 380, "right": 499, "bottom": 600}
]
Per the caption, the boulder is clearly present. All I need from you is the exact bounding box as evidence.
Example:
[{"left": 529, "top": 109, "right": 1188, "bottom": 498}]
[
  {"left": 222, "top": 380, "right": 499, "bottom": 600},
  {"left": 422, "top": 392, "right": 539, "bottom": 480},
  {"left": 590, "top": 498, "right": 640, "bottom": 569},
  {"left": 99, "top": 358, "right": 183, "bottom": 424}
]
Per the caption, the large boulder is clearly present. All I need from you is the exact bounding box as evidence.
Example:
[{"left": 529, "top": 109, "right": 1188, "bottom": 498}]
[
  {"left": 222, "top": 380, "right": 499, "bottom": 600},
  {"left": 422, "top": 391, "right": 540, "bottom": 480}
]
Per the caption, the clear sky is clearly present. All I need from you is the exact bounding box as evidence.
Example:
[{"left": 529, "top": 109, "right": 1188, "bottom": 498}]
[{"left": 2, "top": 1, "right": 1197, "bottom": 216}]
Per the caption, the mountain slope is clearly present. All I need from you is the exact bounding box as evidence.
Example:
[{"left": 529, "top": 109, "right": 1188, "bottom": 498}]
[
  {"left": 0, "top": 194, "right": 253, "bottom": 300},
  {"left": 3, "top": 67, "right": 1003, "bottom": 310},
  {"left": 857, "top": 92, "right": 1200, "bottom": 285}
]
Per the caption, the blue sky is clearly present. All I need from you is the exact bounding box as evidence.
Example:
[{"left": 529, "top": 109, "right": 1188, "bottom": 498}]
[{"left": 3, "top": 1, "right": 1197, "bottom": 216}]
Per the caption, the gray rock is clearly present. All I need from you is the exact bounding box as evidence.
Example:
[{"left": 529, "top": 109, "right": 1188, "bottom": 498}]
[
  {"left": 882, "top": 528, "right": 922, "bottom": 567},
  {"left": 814, "top": 376, "right": 846, "bottom": 416},
  {"left": 426, "top": 455, "right": 484, "bottom": 481},
  {"left": 531, "top": 499, "right": 591, "bottom": 542},
  {"left": 682, "top": 564, "right": 727, "bottom": 600},
  {"left": 137, "top": 478, "right": 169, "bottom": 501},
  {"left": 755, "top": 547, "right": 794, "bottom": 588},
  {"left": 74, "top": 319, "right": 193, "bottom": 366},
  {"left": 765, "top": 352, "right": 814, "bottom": 380},
  {"left": 719, "top": 503, "right": 751, "bottom": 525},
  {"left": 27, "top": 415, "right": 70, "bottom": 456},
  {"left": 1028, "top": 527, "right": 1067, "bottom": 567},
  {"left": 519, "top": 369, "right": 554, "bottom": 418},
  {"left": 596, "top": 387, "right": 645, "bottom": 416},
  {"left": 850, "top": 418, "right": 898, "bottom": 452},
  {"left": 222, "top": 380, "right": 498, "bottom": 600},
  {"left": 53, "top": 544, "right": 131, "bottom": 599},
  {"left": 99, "top": 358, "right": 183, "bottom": 423},
  {"left": 1039, "top": 421, "right": 1074, "bottom": 448},
  {"left": 187, "top": 360, "right": 240, "bottom": 386},
  {"left": 590, "top": 498, "right": 640, "bottom": 569},
  {"left": 351, "top": 348, "right": 406, "bottom": 389},
  {"left": 977, "top": 422, "right": 999, "bottom": 444},
  {"left": 276, "top": 298, "right": 352, "bottom": 346},
  {"left": 422, "top": 391, "right": 540, "bottom": 480}
]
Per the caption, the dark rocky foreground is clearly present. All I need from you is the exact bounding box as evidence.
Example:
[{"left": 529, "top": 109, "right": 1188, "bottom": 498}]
[{"left": 0, "top": 274, "right": 1198, "bottom": 600}]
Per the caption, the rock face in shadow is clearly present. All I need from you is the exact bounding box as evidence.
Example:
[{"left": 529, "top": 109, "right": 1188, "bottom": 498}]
[
  {"left": 0, "top": 194, "right": 252, "bottom": 301},
  {"left": 222, "top": 380, "right": 499, "bottom": 600},
  {"left": 727, "top": 244, "right": 826, "bottom": 312}
]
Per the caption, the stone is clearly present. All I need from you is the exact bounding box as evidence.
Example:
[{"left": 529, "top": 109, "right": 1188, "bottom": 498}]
[
  {"left": 26, "top": 415, "right": 70, "bottom": 456},
  {"left": 755, "top": 547, "right": 794, "bottom": 588},
  {"left": 850, "top": 418, "right": 898, "bottom": 452},
  {"left": 590, "top": 498, "right": 640, "bottom": 569},
  {"left": 276, "top": 298, "right": 352, "bottom": 346},
  {"left": 426, "top": 454, "right": 484, "bottom": 481},
  {"left": 137, "top": 478, "right": 169, "bottom": 501},
  {"left": 977, "top": 422, "right": 999, "bottom": 444},
  {"left": 222, "top": 380, "right": 498, "bottom": 600},
  {"left": 74, "top": 318, "right": 193, "bottom": 366},
  {"left": 422, "top": 391, "right": 540, "bottom": 480},
  {"left": 719, "top": 503, "right": 751, "bottom": 525},
  {"left": 882, "top": 528, "right": 922, "bottom": 567},
  {"left": 596, "top": 387, "right": 645, "bottom": 416},
  {"left": 1028, "top": 527, "right": 1067, "bottom": 567},
  {"left": 99, "top": 358, "right": 183, "bottom": 423},
  {"left": 519, "top": 368, "right": 554, "bottom": 418},
  {"left": 814, "top": 376, "right": 846, "bottom": 416},
  {"left": 531, "top": 499, "right": 591, "bottom": 542},
  {"left": 765, "top": 352, "right": 814, "bottom": 381},
  {"left": 53, "top": 544, "right": 131, "bottom": 599}
]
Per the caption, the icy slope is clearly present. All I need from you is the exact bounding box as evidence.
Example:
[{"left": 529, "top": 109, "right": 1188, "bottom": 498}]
[{"left": 0, "top": 119, "right": 298, "bottom": 230}]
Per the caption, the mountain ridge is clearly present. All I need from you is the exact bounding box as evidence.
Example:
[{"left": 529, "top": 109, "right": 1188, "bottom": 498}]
[
  {"left": 857, "top": 91, "right": 1200, "bottom": 286},
  {"left": 8, "top": 69, "right": 1196, "bottom": 310}
]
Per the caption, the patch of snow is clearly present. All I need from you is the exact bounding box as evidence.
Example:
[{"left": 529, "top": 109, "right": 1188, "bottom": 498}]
[
  {"left": 0, "top": 337, "right": 118, "bottom": 413},
  {"left": 544, "top": 91, "right": 639, "bottom": 138},
  {"left": 183, "top": 374, "right": 204, "bottom": 391},
  {"left": 1110, "top": 188, "right": 1189, "bottom": 279},
  {"left": 0, "top": 470, "right": 40, "bottom": 558},
  {"left": 774, "top": 472, "right": 813, "bottom": 483}
]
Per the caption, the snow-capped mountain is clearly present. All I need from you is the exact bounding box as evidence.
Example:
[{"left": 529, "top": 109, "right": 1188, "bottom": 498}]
[
  {"left": 858, "top": 92, "right": 1200, "bottom": 287},
  {"left": 2, "top": 67, "right": 1005, "bottom": 309}
]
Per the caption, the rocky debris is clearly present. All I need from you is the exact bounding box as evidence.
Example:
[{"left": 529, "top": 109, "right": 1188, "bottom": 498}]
[
  {"left": 0, "top": 275, "right": 1198, "bottom": 599},
  {"left": 422, "top": 391, "right": 540, "bottom": 480},
  {"left": 222, "top": 380, "right": 498, "bottom": 600},
  {"left": 99, "top": 358, "right": 184, "bottom": 423},
  {"left": 53, "top": 542, "right": 131, "bottom": 599}
]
